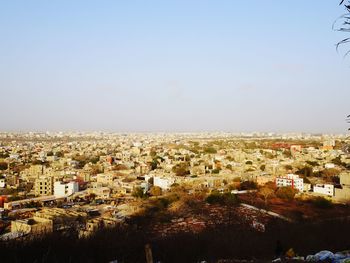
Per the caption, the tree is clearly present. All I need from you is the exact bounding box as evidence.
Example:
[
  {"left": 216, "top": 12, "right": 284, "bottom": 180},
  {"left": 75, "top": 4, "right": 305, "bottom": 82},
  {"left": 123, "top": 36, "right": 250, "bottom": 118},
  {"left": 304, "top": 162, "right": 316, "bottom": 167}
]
[
  {"left": 296, "top": 166, "right": 313, "bottom": 178},
  {"left": 0, "top": 162, "right": 7, "bottom": 170},
  {"left": 259, "top": 187, "right": 275, "bottom": 207},
  {"left": 203, "top": 147, "right": 217, "bottom": 154},
  {"left": 312, "top": 197, "right": 333, "bottom": 209},
  {"left": 276, "top": 186, "right": 298, "bottom": 201},
  {"left": 321, "top": 168, "right": 340, "bottom": 178},
  {"left": 334, "top": 1, "right": 350, "bottom": 57},
  {"left": 239, "top": 181, "right": 257, "bottom": 190},
  {"left": 149, "top": 186, "right": 162, "bottom": 197},
  {"left": 172, "top": 162, "right": 190, "bottom": 177},
  {"left": 150, "top": 159, "right": 158, "bottom": 170},
  {"left": 132, "top": 187, "right": 146, "bottom": 199}
]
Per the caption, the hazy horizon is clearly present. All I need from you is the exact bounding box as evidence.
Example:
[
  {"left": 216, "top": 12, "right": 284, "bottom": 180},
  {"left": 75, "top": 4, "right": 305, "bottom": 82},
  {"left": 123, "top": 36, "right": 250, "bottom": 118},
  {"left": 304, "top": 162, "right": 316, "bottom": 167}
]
[{"left": 1, "top": 1, "right": 349, "bottom": 134}]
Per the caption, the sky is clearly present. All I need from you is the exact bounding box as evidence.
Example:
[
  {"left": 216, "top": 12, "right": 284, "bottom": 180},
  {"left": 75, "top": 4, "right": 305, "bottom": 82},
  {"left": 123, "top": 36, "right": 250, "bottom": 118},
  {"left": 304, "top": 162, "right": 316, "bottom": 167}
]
[{"left": 0, "top": 0, "right": 349, "bottom": 133}]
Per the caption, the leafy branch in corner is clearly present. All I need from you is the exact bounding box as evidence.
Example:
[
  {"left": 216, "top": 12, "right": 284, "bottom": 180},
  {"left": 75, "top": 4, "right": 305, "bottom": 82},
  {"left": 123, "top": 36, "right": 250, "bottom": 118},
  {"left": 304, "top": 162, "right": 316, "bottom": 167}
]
[{"left": 334, "top": 1, "right": 350, "bottom": 57}]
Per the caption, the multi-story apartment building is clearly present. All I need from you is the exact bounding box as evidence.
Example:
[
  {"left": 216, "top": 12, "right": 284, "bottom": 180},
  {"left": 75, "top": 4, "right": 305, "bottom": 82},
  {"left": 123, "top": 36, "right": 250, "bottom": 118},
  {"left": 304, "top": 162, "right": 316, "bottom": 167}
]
[
  {"left": 34, "top": 177, "right": 54, "bottom": 196},
  {"left": 276, "top": 174, "right": 304, "bottom": 192},
  {"left": 54, "top": 181, "right": 79, "bottom": 198}
]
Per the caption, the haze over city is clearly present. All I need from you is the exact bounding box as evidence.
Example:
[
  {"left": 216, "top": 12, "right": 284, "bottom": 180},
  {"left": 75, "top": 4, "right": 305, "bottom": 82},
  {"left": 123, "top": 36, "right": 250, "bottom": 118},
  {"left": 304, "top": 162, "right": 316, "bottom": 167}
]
[{"left": 0, "top": 1, "right": 349, "bottom": 133}]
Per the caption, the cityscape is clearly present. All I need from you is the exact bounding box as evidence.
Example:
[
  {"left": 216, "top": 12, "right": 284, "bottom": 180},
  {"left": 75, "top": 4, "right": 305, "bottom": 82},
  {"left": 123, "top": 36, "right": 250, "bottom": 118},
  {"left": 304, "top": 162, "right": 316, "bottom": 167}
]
[
  {"left": 1, "top": 131, "right": 350, "bottom": 261},
  {"left": 1, "top": 1, "right": 350, "bottom": 263}
]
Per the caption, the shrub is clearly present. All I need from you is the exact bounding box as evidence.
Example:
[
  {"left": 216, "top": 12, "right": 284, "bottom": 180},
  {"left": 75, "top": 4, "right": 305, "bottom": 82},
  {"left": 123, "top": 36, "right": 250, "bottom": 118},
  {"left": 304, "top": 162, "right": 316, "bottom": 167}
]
[
  {"left": 312, "top": 197, "right": 333, "bottom": 209},
  {"left": 212, "top": 169, "right": 220, "bottom": 174},
  {"left": 132, "top": 187, "right": 147, "bottom": 199},
  {"left": 203, "top": 147, "right": 217, "bottom": 154},
  {"left": 172, "top": 162, "right": 190, "bottom": 177},
  {"left": 206, "top": 192, "right": 239, "bottom": 206},
  {"left": 239, "top": 181, "right": 257, "bottom": 190},
  {"left": 276, "top": 187, "right": 298, "bottom": 201},
  {"left": 149, "top": 186, "right": 162, "bottom": 197}
]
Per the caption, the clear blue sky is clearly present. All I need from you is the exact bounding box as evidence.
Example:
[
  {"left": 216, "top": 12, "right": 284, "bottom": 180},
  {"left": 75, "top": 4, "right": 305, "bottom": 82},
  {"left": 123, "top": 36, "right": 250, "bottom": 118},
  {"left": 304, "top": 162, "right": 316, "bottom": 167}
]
[{"left": 0, "top": 1, "right": 349, "bottom": 133}]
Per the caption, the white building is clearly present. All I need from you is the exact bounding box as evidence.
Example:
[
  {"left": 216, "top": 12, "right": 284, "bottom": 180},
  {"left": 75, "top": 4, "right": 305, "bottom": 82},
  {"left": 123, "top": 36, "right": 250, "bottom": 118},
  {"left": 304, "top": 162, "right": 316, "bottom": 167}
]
[
  {"left": 153, "top": 176, "right": 175, "bottom": 191},
  {"left": 276, "top": 174, "right": 304, "bottom": 192},
  {"left": 54, "top": 181, "right": 79, "bottom": 198},
  {"left": 325, "top": 163, "right": 335, "bottom": 169},
  {"left": 313, "top": 184, "right": 334, "bottom": 197},
  {"left": 0, "top": 178, "right": 6, "bottom": 188}
]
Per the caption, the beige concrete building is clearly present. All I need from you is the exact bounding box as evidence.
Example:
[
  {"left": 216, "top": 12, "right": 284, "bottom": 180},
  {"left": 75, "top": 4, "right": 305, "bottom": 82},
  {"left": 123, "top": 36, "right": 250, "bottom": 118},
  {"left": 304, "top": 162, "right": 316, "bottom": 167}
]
[
  {"left": 34, "top": 176, "right": 54, "bottom": 196},
  {"left": 11, "top": 217, "right": 53, "bottom": 235},
  {"left": 35, "top": 208, "right": 87, "bottom": 230},
  {"left": 334, "top": 172, "right": 350, "bottom": 202}
]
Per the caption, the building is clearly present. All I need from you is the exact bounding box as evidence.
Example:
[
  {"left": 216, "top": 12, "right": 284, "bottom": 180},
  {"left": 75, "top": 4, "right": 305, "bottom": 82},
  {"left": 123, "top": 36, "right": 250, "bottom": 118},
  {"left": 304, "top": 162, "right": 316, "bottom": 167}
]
[
  {"left": 153, "top": 176, "right": 176, "bottom": 191},
  {"left": 34, "top": 208, "right": 87, "bottom": 231},
  {"left": 303, "top": 183, "right": 312, "bottom": 192},
  {"left": 34, "top": 176, "right": 54, "bottom": 196},
  {"left": 96, "top": 173, "right": 115, "bottom": 186},
  {"left": 290, "top": 145, "right": 302, "bottom": 157},
  {"left": 88, "top": 186, "right": 111, "bottom": 199},
  {"left": 54, "top": 181, "right": 79, "bottom": 198},
  {"left": 276, "top": 174, "right": 304, "bottom": 192},
  {"left": 80, "top": 217, "right": 119, "bottom": 237},
  {"left": 0, "top": 178, "right": 5, "bottom": 188},
  {"left": 321, "top": 139, "right": 335, "bottom": 151},
  {"left": 11, "top": 217, "right": 53, "bottom": 235},
  {"left": 313, "top": 184, "right": 334, "bottom": 196},
  {"left": 334, "top": 172, "right": 350, "bottom": 202}
]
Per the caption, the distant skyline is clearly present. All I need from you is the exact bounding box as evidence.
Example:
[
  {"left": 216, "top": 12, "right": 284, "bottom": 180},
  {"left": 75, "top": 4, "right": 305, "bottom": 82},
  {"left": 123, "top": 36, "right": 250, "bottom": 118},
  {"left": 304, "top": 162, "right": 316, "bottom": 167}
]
[{"left": 0, "top": 1, "right": 349, "bottom": 133}]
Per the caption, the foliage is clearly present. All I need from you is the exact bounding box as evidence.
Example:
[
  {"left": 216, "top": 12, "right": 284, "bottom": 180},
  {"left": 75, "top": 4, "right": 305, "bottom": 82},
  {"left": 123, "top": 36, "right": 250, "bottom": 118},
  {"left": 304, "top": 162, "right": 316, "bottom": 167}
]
[
  {"left": 113, "top": 164, "right": 129, "bottom": 171},
  {"left": 132, "top": 187, "right": 147, "bottom": 199},
  {"left": 276, "top": 186, "right": 298, "bottom": 201},
  {"left": 260, "top": 164, "right": 266, "bottom": 171},
  {"left": 205, "top": 192, "right": 239, "bottom": 206},
  {"left": 0, "top": 152, "right": 9, "bottom": 158},
  {"left": 54, "top": 151, "right": 64, "bottom": 157},
  {"left": 239, "top": 181, "right": 257, "bottom": 190},
  {"left": 296, "top": 166, "right": 313, "bottom": 178},
  {"left": 284, "top": 165, "right": 293, "bottom": 171},
  {"left": 172, "top": 162, "right": 190, "bottom": 177},
  {"left": 312, "top": 197, "right": 333, "bottom": 209},
  {"left": 335, "top": 1, "right": 350, "bottom": 57},
  {"left": 306, "top": 161, "right": 319, "bottom": 167},
  {"left": 203, "top": 147, "right": 217, "bottom": 154},
  {"left": 0, "top": 162, "right": 7, "bottom": 170},
  {"left": 259, "top": 187, "right": 275, "bottom": 206},
  {"left": 149, "top": 186, "right": 162, "bottom": 197},
  {"left": 321, "top": 168, "right": 340, "bottom": 178},
  {"left": 150, "top": 159, "right": 158, "bottom": 170},
  {"left": 212, "top": 168, "right": 220, "bottom": 174},
  {"left": 2, "top": 212, "right": 350, "bottom": 262}
]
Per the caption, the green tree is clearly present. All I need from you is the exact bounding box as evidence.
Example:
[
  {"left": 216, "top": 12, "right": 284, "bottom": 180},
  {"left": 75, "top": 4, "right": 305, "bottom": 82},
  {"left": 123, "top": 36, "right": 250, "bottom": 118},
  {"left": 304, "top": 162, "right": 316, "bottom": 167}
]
[
  {"left": 132, "top": 187, "right": 146, "bottom": 199},
  {"left": 276, "top": 186, "right": 298, "bottom": 201},
  {"left": 239, "top": 181, "right": 257, "bottom": 190},
  {"left": 172, "top": 162, "right": 190, "bottom": 177},
  {"left": 0, "top": 162, "right": 7, "bottom": 170},
  {"left": 203, "top": 147, "right": 217, "bottom": 154},
  {"left": 312, "top": 197, "right": 333, "bottom": 209},
  {"left": 259, "top": 187, "right": 275, "bottom": 207},
  {"left": 149, "top": 186, "right": 162, "bottom": 197}
]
